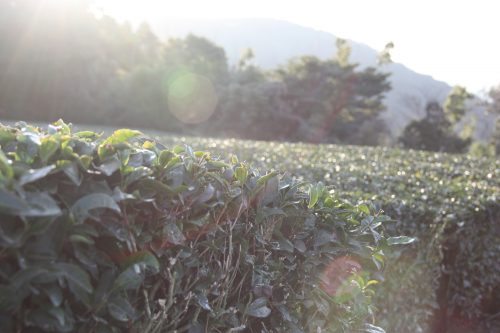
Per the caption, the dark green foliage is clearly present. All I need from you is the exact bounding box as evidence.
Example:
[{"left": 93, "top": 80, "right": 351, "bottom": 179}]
[
  {"left": 494, "top": 118, "right": 500, "bottom": 155},
  {"left": 159, "top": 133, "right": 499, "bottom": 333},
  {"left": 444, "top": 86, "right": 473, "bottom": 124},
  {"left": 0, "top": 121, "right": 396, "bottom": 332},
  {"left": 268, "top": 55, "right": 390, "bottom": 143},
  {"left": 214, "top": 52, "right": 390, "bottom": 144},
  {"left": 399, "top": 101, "right": 471, "bottom": 153},
  {"left": 163, "top": 34, "right": 229, "bottom": 85},
  {"left": 487, "top": 86, "right": 500, "bottom": 155}
]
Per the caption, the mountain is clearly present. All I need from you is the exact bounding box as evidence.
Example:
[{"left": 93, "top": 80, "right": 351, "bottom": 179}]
[{"left": 150, "top": 18, "right": 493, "bottom": 138}]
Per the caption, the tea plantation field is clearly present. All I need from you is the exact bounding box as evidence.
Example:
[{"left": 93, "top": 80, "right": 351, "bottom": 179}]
[
  {"left": 0, "top": 122, "right": 498, "bottom": 333},
  {"left": 153, "top": 134, "right": 499, "bottom": 333}
]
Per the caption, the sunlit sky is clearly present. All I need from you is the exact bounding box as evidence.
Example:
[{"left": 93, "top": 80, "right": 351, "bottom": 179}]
[{"left": 96, "top": 0, "right": 500, "bottom": 93}]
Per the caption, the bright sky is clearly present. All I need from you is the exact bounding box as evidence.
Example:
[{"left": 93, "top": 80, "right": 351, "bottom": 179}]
[{"left": 97, "top": 0, "right": 500, "bottom": 93}]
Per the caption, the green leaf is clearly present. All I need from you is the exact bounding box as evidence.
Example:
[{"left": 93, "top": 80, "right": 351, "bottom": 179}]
[
  {"left": 47, "top": 306, "right": 67, "bottom": 328},
  {"left": 124, "top": 166, "right": 152, "bottom": 188},
  {"left": 158, "top": 150, "right": 174, "bottom": 167},
  {"left": 23, "top": 191, "right": 62, "bottom": 217},
  {"left": 78, "top": 155, "right": 92, "bottom": 169},
  {"left": 363, "top": 324, "right": 386, "bottom": 333},
  {"left": 246, "top": 297, "right": 271, "bottom": 318},
  {"left": 0, "top": 126, "right": 15, "bottom": 143},
  {"left": 74, "top": 131, "right": 101, "bottom": 139},
  {"left": 71, "top": 193, "right": 121, "bottom": 223},
  {"left": 188, "top": 322, "right": 204, "bottom": 333},
  {"left": 51, "top": 120, "right": 72, "bottom": 135},
  {"left": 53, "top": 263, "right": 93, "bottom": 293},
  {"left": 256, "top": 171, "right": 279, "bottom": 185},
  {"left": 96, "top": 156, "right": 121, "bottom": 176},
  {"left": 69, "top": 235, "right": 95, "bottom": 245},
  {"left": 107, "top": 295, "right": 137, "bottom": 322},
  {"left": 164, "top": 222, "right": 186, "bottom": 245},
  {"left": 11, "top": 267, "right": 48, "bottom": 289},
  {"left": 0, "top": 188, "right": 28, "bottom": 215},
  {"left": 195, "top": 293, "right": 212, "bottom": 311},
  {"left": 140, "top": 179, "right": 176, "bottom": 196},
  {"left": 98, "top": 129, "right": 141, "bottom": 158},
  {"left": 196, "top": 184, "right": 215, "bottom": 204},
  {"left": 19, "top": 165, "right": 56, "bottom": 186},
  {"left": 278, "top": 237, "right": 294, "bottom": 253},
  {"left": 103, "top": 129, "right": 142, "bottom": 146},
  {"left": 172, "top": 145, "right": 185, "bottom": 154},
  {"left": 121, "top": 251, "right": 159, "bottom": 273},
  {"left": 40, "top": 137, "right": 59, "bottom": 163},
  {"left": 0, "top": 150, "right": 13, "bottom": 180},
  {"left": 0, "top": 222, "right": 24, "bottom": 247},
  {"left": 114, "top": 268, "right": 143, "bottom": 290},
  {"left": 24, "top": 219, "right": 54, "bottom": 239},
  {"left": 387, "top": 236, "right": 417, "bottom": 245},
  {"left": 308, "top": 183, "right": 324, "bottom": 209},
  {"left": 165, "top": 156, "right": 182, "bottom": 170},
  {"left": 358, "top": 203, "right": 370, "bottom": 215},
  {"left": 294, "top": 239, "right": 307, "bottom": 253},
  {"left": 234, "top": 165, "right": 248, "bottom": 184},
  {"left": 254, "top": 174, "right": 279, "bottom": 207},
  {"left": 371, "top": 252, "right": 385, "bottom": 270},
  {"left": 44, "top": 284, "right": 63, "bottom": 307},
  {"left": 62, "top": 162, "right": 81, "bottom": 186},
  {"left": 207, "top": 160, "right": 230, "bottom": 169},
  {"left": 25, "top": 306, "right": 74, "bottom": 332}
]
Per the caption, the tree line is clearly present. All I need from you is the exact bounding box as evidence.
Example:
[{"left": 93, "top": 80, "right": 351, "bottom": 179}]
[{"left": 0, "top": 0, "right": 498, "bottom": 153}]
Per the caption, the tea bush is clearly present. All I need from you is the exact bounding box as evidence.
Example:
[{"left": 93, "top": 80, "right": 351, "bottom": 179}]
[
  {"left": 158, "top": 135, "right": 499, "bottom": 333},
  {"left": 0, "top": 121, "right": 400, "bottom": 332}
]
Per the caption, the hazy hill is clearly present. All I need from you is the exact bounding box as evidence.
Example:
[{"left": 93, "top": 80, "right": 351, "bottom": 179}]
[{"left": 150, "top": 18, "right": 494, "bottom": 138}]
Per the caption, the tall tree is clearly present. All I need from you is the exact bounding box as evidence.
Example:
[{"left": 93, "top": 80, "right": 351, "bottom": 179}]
[
  {"left": 270, "top": 43, "right": 391, "bottom": 143},
  {"left": 399, "top": 87, "right": 473, "bottom": 153},
  {"left": 487, "top": 84, "right": 500, "bottom": 154},
  {"left": 444, "top": 86, "right": 473, "bottom": 123},
  {"left": 163, "top": 34, "right": 229, "bottom": 84}
]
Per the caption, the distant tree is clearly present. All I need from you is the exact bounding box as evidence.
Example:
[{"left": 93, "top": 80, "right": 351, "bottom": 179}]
[
  {"left": 0, "top": 0, "right": 176, "bottom": 127},
  {"left": 163, "top": 34, "right": 229, "bottom": 84},
  {"left": 492, "top": 118, "right": 500, "bottom": 155},
  {"left": 378, "top": 42, "right": 395, "bottom": 65},
  {"left": 468, "top": 140, "right": 496, "bottom": 158},
  {"left": 400, "top": 102, "right": 448, "bottom": 151},
  {"left": 489, "top": 84, "right": 500, "bottom": 114},
  {"left": 335, "top": 38, "right": 352, "bottom": 67},
  {"left": 399, "top": 96, "right": 471, "bottom": 153},
  {"left": 487, "top": 84, "right": 500, "bottom": 154},
  {"left": 270, "top": 44, "right": 391, "bottom": 143},
  {"left": 0, "top": 0, "right": 393, "bottom": 146},
  {"left": 444, "top": 86, "right": 473, "bottom": 123},
  {"left": 135, "top": 22, "right": 162, "bottom": 63},
  {"left": 238, "top": 48, "right": 255, "bottom": 70},
  {"left": 216, "top": 51, "right": 283, "bottom": 139},
  {"left": 351, "top": 118, "right": 391, "bottom": 146},
  {"left": 0, "top": 0, "right": 121, "bottom": 123}
]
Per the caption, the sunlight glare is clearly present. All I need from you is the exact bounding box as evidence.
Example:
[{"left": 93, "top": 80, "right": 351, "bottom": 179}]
[{"left": 166, "top": 71, "right": 218, "bottom": 124}]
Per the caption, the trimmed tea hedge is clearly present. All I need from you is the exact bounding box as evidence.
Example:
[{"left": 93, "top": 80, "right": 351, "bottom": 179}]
[
  {"left": 0, "top": 121, "right": 401, "bottom": 332},
  {"left": 158, "top": 135, "right": 500, "bottom": 333}
]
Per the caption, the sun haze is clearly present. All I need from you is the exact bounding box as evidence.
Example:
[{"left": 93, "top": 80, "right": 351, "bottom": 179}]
[{"left": 95, "top": 0, "right": 500, "bottom": 93}]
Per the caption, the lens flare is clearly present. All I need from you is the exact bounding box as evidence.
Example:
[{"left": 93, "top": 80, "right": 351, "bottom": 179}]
[
  {"left": 319, "top": 256, "right": 361, "bottom": 296},
  {"left": 167, "top": 72, "right": 218, "bottom": 124}
]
